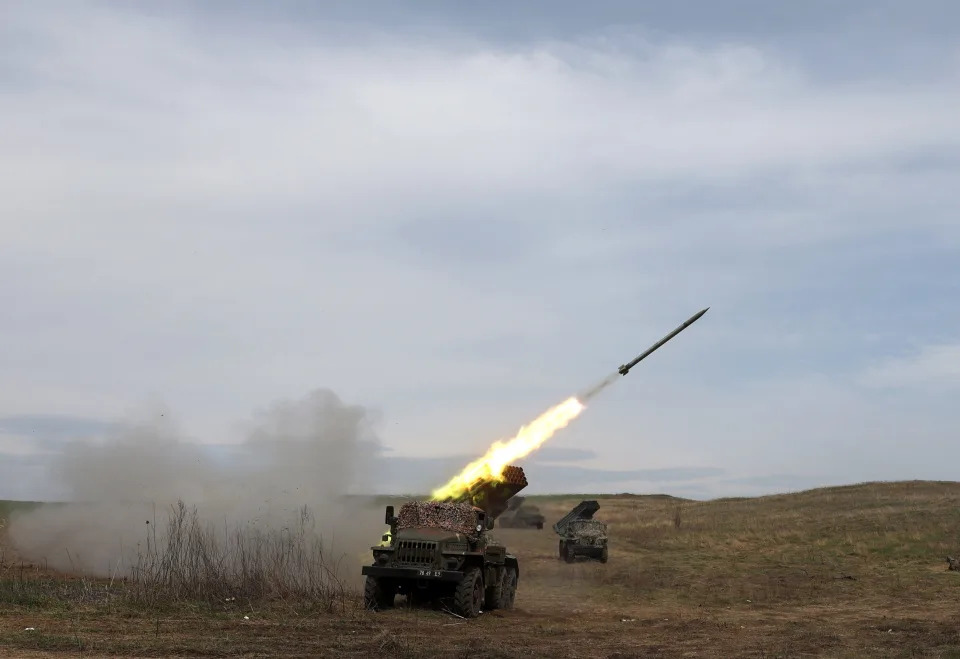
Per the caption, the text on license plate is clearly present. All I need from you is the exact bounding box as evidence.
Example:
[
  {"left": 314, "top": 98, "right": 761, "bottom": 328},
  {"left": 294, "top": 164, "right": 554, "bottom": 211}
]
[{"left": 418, "top": 569, "right": 441, "bottom": 577}]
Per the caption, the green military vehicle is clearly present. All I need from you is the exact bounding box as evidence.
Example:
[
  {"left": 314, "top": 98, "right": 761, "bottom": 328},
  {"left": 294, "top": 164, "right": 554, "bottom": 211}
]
[
  {"left": 496, "top": 495, "right": 545, "bottom": 529},
  {"left": 554, "top": 500, "right": 608, "bottom": 563},
  {"left": 362, "top": 465, "right": 528, "bottom": 618}
]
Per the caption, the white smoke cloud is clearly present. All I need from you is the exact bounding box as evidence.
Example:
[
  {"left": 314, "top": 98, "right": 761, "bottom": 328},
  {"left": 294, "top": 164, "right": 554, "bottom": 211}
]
[{"left": 7, "top": 389, "right": 385, "bottom": 583}]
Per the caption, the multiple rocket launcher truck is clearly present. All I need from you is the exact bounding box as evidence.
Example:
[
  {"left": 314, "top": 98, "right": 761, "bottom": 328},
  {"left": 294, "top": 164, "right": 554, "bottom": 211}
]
[
  {"left": 362, "top": 466, "right": 528, "bottom": 617},
  {"left": 554, "top": 500, "right": 608, "bottom": 563},
  {"left": 362, "top": 307, "right": 709, "bottom": 616},
  {"left": 361, "top": 468, "right": 610, "bottom": 617},
  {"left": 496, "top": 496, "right": 545, "bottom": 529}
]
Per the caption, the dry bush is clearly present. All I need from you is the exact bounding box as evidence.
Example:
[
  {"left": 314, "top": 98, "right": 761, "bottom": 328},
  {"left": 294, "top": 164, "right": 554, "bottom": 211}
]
[{"left": 126, "top": 500, "right": 348, "bottom": 611}]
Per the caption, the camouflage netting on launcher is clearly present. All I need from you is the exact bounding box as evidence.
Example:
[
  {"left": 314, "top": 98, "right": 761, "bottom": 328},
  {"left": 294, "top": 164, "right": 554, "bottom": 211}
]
[
  {"left": 568, "top": 520, "right": 606, "bottom": 537},
  {"left": 397, "top": 501, "right": 479, "bottom": 536}
]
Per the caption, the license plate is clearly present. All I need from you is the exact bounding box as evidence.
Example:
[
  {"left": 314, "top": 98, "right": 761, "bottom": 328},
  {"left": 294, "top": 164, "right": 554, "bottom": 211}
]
[{"left": 417, "top": 569, "right": 442, "bottom": 578}]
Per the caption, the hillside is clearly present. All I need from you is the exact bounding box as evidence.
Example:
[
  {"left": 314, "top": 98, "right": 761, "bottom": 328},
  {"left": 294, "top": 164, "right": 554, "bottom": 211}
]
[{"left": 2, "top": 480, "right": 960, "bottom": 657}]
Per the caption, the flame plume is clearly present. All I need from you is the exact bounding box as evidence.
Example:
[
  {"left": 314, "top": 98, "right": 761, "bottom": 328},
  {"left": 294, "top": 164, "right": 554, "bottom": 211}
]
[{"left": 429, "top": 396, "right": 586, "bottom": 501}]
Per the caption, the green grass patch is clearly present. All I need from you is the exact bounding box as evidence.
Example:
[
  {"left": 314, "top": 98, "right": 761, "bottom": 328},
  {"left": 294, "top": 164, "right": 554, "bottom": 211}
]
[{"left": 0, "top": 500, "right": 43, "bottom": 520}]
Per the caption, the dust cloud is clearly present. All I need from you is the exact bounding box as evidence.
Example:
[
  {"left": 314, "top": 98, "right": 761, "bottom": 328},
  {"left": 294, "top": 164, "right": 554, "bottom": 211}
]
[{"left": 6, "top": 388, "right": 387, "bottom": 586}]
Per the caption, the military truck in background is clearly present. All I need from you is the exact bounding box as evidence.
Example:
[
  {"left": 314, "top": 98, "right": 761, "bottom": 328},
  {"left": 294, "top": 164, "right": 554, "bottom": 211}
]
[
  {"left": 554, "top": 500, "right": 608, "bottom": 563},
  {"left": 361, "top": 466, "right": 528, "bottom": 618},
  {"left": 495, "top": 495, "right": 545, "bottom": 529}
]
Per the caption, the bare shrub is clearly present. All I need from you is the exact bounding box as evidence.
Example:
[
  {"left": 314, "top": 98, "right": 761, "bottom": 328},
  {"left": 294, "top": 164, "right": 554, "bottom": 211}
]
[
  {"left": 673, "top": 506, "right": 682, "bottom": 529},
  {"left": 127, "top": 500, "right": 348, "bottom": 611}
]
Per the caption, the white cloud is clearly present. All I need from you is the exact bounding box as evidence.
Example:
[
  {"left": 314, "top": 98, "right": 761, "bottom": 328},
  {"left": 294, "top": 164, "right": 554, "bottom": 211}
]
[
  {"left": 859, "top": 344, "right": 960, "bottom": 389},
  {"left": 0, "top": 3, "right": 958, "bottom": 497},
  {"left": 0, "top": 435, "right": 47, "bottom": 457},
  {"left": 3, "top": 5, "right": 958, "bottom": 242}
]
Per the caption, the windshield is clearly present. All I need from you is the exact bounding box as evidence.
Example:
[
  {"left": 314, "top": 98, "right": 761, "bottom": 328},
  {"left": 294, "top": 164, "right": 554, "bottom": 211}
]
[{"left": 396, "top": 501, "right": 479, "bottom": 536}]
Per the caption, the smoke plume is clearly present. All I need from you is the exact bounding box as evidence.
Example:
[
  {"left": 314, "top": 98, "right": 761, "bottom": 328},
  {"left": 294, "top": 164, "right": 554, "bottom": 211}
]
[
  {"left": 6, "top": 388, "right": 386, "bottom": 586},
  {"left": 577, "top": 372, "right": 620, "bottom": 402}
]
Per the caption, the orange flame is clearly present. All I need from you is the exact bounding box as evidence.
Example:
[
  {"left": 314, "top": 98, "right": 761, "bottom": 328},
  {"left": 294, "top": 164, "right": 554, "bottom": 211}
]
[{"left": 429, "top": 396, "right": 586, "bottom": 501}]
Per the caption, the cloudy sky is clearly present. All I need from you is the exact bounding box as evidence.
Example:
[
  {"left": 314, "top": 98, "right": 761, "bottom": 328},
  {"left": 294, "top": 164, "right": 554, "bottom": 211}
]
[{"left": 2, "top": 0, "right": 958, "bottom": 501}]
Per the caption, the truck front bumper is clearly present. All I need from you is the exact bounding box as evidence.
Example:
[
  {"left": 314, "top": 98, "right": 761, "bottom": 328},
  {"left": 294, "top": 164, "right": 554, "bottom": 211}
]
[{"left": 362, "top": 565, "right": 465, "bottom": 582}]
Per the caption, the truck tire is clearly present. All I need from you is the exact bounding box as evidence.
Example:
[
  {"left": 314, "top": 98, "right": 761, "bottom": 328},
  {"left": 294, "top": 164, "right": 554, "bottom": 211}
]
[
  {"left": 364, "top": 576, "right": 395, "bottom": 610},
  {"left": 564, "top": 544, "right": 575, "bottom": 563},
  {"left": 484, "top": 568, "right": 504, "bottom": 610},
  {"left": 499, "top": 566, "right": 518, "bottom": 609},
  {"left": 453, "top": 567, "right": 484, "bottom": 618},
  {"left": 600, "top": 546, "right": 608, "bottom": 563},
  {"left": 558, "top": 540, "right": 565, "bottom": 560}
]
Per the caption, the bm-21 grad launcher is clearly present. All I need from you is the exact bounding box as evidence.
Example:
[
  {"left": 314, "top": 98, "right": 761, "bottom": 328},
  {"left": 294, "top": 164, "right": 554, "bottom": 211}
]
[
  {"left": 554, "top": 500, "right": 608, "bottom": 563},
  {"left": 497, "top": 495, "right": 546, "bottom": 530},
  {"left": 362, "top": 466, "right": 528, "bottom": 618}
]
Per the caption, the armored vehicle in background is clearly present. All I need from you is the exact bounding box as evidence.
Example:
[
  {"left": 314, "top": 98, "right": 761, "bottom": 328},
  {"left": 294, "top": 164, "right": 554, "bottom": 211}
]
[
  {"left": 496, "top": 495, "right": 545, "bottom": 529},
  {"left": 362, "top": 466, "right": 527, "bottom": 617},
  {"left": 554, "top": 500, "right": 608, "bottom": 563}
]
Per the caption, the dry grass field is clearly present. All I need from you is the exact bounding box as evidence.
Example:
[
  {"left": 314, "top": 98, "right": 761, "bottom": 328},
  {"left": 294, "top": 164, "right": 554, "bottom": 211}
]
[{"left": 2, "top": 481, "right": 960, "bottom": 658}]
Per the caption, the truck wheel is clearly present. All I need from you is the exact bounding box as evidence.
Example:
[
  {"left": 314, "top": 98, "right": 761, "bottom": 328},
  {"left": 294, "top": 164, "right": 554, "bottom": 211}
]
[
  {"left": 363, "top": 576, "right": 395, "bottom": 610},
  {"left": 600, "top": 546, "right": 608, "bottom": 563},
  {"left": 453, "top": 567, "right": 484, "bottom": 618},
  {"left": 499, "top": 566, "right": 518, "bottom": 609},
  {"left": 536, "top": 521, "right": 543, "bottom": 530},
  {"left": 564, "top": 544, "right": 575, "bottom": 563},
  {"left": 558, "top": 540, "right": 565, "bottom": 560},
  {"left": 484, "top": 568, "right": 504, "bottom": 610}
]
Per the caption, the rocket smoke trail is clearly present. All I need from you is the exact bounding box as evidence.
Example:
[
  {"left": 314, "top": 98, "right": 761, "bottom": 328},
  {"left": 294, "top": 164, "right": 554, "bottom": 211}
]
[
  {"left": 577, "top": 372, "right": 620, "bottom": 402},
  {"left": 428, "top": 307, "right": 710, "bottom": 501}
]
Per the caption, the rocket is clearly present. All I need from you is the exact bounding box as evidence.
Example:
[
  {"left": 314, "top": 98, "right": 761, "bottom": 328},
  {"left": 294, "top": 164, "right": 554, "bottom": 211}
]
[{"left": 617, "top": 307, "right": 709, "bottom": 376}]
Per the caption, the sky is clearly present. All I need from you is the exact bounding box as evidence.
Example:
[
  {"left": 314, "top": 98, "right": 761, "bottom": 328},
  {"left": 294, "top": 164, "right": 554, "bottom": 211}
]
[{"left": 1, "top": 0, "right": 959, "bottom": 501}]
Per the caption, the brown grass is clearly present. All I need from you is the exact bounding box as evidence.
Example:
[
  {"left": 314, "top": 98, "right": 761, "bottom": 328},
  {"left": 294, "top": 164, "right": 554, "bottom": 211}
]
[
  {"left": 2, "top": 480, "right": 960, "bottom": 658},
  {"left": 126, "top": 500, "right": 348, "bottom": 612},
  {"left": 557, "top": 480, "right": 960, "bottom": 610}
]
